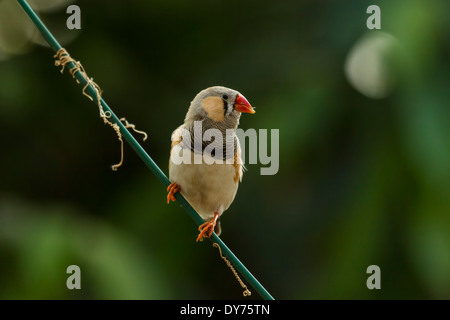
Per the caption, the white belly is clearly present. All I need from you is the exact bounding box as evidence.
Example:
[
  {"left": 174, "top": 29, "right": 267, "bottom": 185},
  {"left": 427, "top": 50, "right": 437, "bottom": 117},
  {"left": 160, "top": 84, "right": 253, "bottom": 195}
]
[{"left": 169, "top": 148, "right": 239, "bottom": 221}]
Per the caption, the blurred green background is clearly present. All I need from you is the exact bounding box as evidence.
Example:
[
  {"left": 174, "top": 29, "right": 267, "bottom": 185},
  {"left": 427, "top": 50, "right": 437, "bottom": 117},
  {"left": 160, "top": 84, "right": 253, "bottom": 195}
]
[{"left": 1, "top": 0, "right": 450, "bottom": 299}]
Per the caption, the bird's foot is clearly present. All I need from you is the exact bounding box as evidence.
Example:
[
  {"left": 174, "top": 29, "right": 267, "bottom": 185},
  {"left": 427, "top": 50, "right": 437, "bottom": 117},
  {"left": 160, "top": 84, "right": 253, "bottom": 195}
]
[
  {"left": 196, "top": 212, "right": 220, "bottom": 242},
  {"left": 167, "top": 182, "right": 181, "bottom": 204}
]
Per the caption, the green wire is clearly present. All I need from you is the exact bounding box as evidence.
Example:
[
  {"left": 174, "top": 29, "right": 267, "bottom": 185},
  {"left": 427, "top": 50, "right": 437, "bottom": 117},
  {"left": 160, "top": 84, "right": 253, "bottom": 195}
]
[{"left": 16, "top": 0, "right": 275, "bottom": 300}]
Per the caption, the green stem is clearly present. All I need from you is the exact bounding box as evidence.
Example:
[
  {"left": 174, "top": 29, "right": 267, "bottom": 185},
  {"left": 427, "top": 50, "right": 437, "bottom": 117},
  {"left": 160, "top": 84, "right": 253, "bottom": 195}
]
[{"left": 16, "top": 0, "right": 274, "bottom": 300}]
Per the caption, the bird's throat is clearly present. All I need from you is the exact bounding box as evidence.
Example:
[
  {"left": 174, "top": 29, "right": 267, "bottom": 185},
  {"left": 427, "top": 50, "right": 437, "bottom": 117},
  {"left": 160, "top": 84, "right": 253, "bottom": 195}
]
[{"left": 184, "top": 119, "right": 238, "bottom": 161}]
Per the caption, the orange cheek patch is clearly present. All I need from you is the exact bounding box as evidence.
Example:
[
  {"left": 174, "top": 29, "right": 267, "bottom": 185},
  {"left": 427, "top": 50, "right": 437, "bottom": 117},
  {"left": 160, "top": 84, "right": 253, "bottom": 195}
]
[{"left": 201, "top": 96, "right": 225, "bottom": 122}]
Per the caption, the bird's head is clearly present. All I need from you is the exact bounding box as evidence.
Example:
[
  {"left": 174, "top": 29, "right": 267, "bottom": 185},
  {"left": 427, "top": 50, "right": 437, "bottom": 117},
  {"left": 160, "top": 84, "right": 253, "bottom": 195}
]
[{"left": 185, "top": 86, "right": 255, "bottom": 128}]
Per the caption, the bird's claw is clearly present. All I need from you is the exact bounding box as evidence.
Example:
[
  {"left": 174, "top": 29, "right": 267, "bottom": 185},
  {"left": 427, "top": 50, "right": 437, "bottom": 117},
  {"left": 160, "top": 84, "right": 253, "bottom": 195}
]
[
  {"left": 167, "top": 182, "right": 181, "bottom": 204},
  {"left": 196, "top": 212, "right": 220, "bottom": 242},
  {"left": 196, "top": 222, "right": 215, "bottom": 242}
]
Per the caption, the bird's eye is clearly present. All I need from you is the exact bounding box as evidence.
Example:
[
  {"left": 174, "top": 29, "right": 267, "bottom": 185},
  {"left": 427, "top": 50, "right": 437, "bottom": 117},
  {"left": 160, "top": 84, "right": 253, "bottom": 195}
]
[{"left": 222, "top": 94, "right": 229, "bottom": 101}]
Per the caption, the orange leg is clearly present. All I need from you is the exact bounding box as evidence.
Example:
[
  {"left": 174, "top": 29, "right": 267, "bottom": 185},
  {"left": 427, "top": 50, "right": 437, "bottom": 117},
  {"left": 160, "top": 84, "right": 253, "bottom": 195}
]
[
  {"left": 196, "top": 212, "right": 220, "bottom": 242},
  {"left": 166, "top": 182, "right": 181, "bottom": 204}
]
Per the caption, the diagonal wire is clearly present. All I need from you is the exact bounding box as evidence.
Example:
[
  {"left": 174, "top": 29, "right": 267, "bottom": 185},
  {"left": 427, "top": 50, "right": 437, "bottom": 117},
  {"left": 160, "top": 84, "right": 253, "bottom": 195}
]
[{"left": 16, "top": 0, "right": 274, "bottom": 300}]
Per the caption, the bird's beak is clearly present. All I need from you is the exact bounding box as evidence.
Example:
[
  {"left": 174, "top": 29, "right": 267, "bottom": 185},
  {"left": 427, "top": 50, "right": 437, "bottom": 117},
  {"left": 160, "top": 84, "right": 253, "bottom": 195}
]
[{"left": 234, "top": 94, "right": 255, "bottom": 114}]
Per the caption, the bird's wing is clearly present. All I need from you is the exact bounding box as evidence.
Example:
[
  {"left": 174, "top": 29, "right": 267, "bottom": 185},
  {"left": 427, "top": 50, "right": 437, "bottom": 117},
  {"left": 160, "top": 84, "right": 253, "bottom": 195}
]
[
  {"left": 169, "top": 125, "right": 184, "bottom": 171},
  {"left": 171, "top": 125, "right": 184, "bottom": 148},
  {"left": 234, "top": 137, "right": 244, "bottom": 183}
]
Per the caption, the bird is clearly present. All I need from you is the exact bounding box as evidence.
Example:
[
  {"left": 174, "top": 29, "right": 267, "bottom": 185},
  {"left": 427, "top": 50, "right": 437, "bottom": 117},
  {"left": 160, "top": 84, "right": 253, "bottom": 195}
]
[{"left": 167, "top": 86, "right": 255, "bottom": 242}]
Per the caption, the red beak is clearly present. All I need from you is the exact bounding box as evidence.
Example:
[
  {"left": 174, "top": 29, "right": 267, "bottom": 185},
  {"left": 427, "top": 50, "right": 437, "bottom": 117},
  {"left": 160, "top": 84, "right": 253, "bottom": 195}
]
[{"left": 234, "top": 93, "right": 255, "bottom": 114}]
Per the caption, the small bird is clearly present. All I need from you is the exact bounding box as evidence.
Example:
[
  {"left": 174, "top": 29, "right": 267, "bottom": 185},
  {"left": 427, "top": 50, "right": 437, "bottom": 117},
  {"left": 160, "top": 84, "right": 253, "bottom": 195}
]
[{"left": 167, "top": 86, "right": 255, "bottom": 241}]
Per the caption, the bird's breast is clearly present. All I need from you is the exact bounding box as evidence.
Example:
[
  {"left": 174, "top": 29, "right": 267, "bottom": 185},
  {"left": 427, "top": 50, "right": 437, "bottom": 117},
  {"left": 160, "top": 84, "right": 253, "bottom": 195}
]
[{"left": 169, "top": 147, "right": 240, "bottom": 220}]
